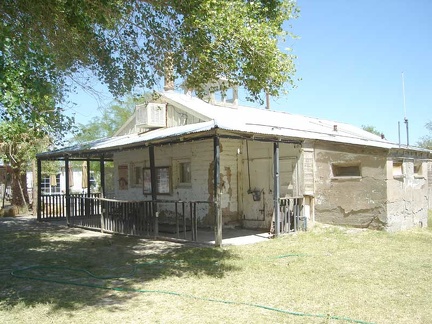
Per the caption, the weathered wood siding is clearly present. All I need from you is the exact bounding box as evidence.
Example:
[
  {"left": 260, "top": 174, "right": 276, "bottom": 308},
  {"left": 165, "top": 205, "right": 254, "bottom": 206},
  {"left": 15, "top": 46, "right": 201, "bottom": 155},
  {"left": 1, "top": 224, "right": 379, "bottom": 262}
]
[
  {"left": 238, "top": 140, "right": 301, "bottom": 229},
  {"left": 112, "top": 140, "right": 215, "bottom": 225}
]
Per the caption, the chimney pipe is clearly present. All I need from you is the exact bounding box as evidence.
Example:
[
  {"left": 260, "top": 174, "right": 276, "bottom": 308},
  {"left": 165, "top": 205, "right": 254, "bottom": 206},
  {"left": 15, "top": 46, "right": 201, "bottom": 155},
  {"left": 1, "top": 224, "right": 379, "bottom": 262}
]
[
  {"left": 164, "top": 53, "right": 175, "bottom": 91},
  {"left": 265, "top": 92, "right": 270, "bottom": 110}
]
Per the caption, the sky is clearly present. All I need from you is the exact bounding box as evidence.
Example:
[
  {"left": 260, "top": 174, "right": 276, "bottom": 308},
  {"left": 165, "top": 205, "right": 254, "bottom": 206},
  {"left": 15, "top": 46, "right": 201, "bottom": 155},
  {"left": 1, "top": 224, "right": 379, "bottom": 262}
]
[{"left": 67, "top": 0, "right": 432, "bottom": 146}]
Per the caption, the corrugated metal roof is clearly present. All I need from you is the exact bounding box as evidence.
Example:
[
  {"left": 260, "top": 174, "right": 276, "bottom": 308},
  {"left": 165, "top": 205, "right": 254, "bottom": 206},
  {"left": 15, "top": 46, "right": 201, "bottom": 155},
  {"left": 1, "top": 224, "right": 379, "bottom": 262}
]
[
  {"left": 162, "top": 91, "right": 396, "bottom": 149},
  {"left": 38, "top": 91, "right": 430, "bottom": 158}
]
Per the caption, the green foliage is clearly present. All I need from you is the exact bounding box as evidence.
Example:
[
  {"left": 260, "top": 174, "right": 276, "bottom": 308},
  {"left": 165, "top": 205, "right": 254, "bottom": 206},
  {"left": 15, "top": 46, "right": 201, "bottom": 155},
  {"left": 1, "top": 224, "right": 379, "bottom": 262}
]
[
  {"left": 361, "top": 125, "right": 382, "bottom": 137},
  {"left": 0, "top": 29, "right": 75, "bottom": 144},
  {"left": 1, "top": 0, "right": 298, "bottom": 106},
  {"left": 0, "top": 122, "right": 46, "bottom": 172},
  {"left": 72, "top": 95, "right": 150, "bottom": 143},
  {"left": 417, "top": 121, "right": 432, "bottom": 149},
  {"left": 1, "top": 0, "right": 299, "bottom": 205}
]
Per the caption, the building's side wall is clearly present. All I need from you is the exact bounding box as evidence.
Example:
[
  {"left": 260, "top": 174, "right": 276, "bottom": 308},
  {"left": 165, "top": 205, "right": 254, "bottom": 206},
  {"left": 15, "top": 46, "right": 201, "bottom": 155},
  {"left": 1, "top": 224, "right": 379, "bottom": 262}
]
[
  {"left": 428, "top": 161, "right": 432, "bottom": 210},
  {"left": 166, "top": 104, "right": 206, "bottom": 127},
  {"left": 238, "top": 140, "right": 301, "bottom": 230},
  {"left": 112, "top": 139, "right": 216, "bottom": 226},
  {"left": 219, "top": 139, "right": 241, "bottom": 225},
  {"left": 314, "top": 142, "right": 388, "bottom": 229},
  {"left": 386, "top": 158, "right": 429, "bottom": 231}
]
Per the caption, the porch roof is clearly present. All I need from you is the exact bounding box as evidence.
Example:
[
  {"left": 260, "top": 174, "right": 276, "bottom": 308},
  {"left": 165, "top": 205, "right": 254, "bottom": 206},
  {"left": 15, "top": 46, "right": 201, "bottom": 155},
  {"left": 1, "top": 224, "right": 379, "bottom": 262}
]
[{"left": 38, "top": 91, "right": 431, "bottom": 159}]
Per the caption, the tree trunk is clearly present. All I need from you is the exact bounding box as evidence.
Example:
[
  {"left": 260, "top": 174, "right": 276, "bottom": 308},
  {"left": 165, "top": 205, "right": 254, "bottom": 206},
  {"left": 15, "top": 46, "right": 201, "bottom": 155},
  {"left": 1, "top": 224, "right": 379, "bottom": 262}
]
[{"left": 10, "top": 164, "right": 29, "bottom": 209}]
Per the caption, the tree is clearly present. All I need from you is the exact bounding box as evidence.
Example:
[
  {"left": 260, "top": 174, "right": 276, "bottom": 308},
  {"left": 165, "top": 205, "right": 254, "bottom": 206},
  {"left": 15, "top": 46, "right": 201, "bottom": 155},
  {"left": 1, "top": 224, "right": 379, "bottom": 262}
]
[
  {"left": 417, "top": 121, "right": 432, "bottom": 149},
  {"left": 1, "top": 0, "right": 298, "bottom": 108},
  {"left": 1, "top": 1, "right": 298, "bottom": 208},
  {"left": 0, "top": 122, "right": 50, "bottom": 210},
  {"left": 72, "top": 95, "right": 150, "bottom": 143},
  {"left": 362, "top": 125, "right": 383, "bottom": 137}
]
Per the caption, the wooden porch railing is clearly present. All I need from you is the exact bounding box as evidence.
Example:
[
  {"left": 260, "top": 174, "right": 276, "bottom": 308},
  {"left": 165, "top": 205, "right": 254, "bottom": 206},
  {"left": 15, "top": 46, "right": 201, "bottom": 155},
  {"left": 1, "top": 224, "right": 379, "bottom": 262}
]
[
  {"left": 77, "top": 198, "right": 214, "bottom": 241},
  {"left": 40, "top": 195, "right": 214, "bottom": 242},
  {"left": 279, "top": 197, "right": 306, "bottom": 233},
  {"left": 39, "top": 193, "right": 101, "bottom": 220}
]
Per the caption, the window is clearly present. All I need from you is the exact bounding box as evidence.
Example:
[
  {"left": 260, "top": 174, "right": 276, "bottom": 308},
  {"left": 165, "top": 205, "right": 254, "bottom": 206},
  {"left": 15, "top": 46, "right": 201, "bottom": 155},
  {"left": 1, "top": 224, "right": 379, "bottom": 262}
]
[
  {"left": 414, "top": 162, "right": 424, "bottom": 178},
  {"left": 179, "top": 162, "right": 191, "bottom": 184},
  {"left": 131, "top": 164, "right": 143, "bottom": 187},
  {"left": 41, "top": 174, "right": 61, "bottom": 194},
  {"left": 332, "top": 163, "right": 361, "bottom": 178},
  {"left": 143, "top": 167, "right": 171, "bottom": 195},
  {"left": 118, "top": 164, "right": 128, "bottom": 190},
  {"left": 392, "top": 161, "right": 403, "bottom": 177}
]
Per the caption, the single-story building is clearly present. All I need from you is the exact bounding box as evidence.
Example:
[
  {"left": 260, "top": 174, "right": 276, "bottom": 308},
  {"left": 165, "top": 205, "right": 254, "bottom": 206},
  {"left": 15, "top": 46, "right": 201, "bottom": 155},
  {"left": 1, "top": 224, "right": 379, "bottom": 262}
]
[{"left": 37, "top": 87, "right": 432, "bottom": 245}]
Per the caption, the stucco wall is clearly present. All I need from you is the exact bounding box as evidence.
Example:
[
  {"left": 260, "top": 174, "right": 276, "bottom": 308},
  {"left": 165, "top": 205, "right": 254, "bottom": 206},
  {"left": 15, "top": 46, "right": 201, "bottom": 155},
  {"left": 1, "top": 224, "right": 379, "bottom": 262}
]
[
  {"left": 314, "top": 143, "right": 388, "bottom": 229},
  {"left": 428, "top": 161, "right": 432, "bottom": 210},
  {"left": 385, "top": 158, "right": 429, "bottom": 231},
  {"left": 219, "top": 139, "right": 241, "bottom": 225}
]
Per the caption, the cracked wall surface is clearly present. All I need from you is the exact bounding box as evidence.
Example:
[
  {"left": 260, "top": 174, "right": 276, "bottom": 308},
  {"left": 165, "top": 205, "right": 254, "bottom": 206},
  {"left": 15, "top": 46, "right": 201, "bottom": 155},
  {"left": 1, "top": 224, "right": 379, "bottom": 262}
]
[
  {"left": 313, "top": 143, "right": 388, "bottom": 229},
  {"left": 385, "top": 158, "right": 429, "bottom": 231}
]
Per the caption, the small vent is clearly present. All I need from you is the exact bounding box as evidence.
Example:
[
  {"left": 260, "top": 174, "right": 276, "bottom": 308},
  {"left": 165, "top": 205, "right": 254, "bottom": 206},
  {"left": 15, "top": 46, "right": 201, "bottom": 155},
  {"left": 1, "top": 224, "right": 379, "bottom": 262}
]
[{"left": 136, "top": 103, "right": 166, "bottom": 128}]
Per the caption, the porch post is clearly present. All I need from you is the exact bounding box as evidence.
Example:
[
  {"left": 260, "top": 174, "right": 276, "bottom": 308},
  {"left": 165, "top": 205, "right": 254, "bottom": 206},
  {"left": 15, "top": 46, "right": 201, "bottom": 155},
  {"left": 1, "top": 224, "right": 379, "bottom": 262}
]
[
  {"left": 100, "top": 156, "right": 105, "bottom": 198},
  {"left": 214, "top": 135, "right": 222, "bottom": 247},
  {"left": 149, "top": 145, "right": 158, "bottom": 237},
  {"left": 37, "top": 158, "right": 42, "bottom": 221},
  {"left": 85, "top": 158, "right": 91, "bottom": 218},
  {"left": 99, "top": 156, "right": 105, "bottom": 232},
  {"left": 86, "top": 159, "right": 91, "bottom": 197},
  {"left": 273, "top": 142, "right": 280, "bottom": 236},
  {"left": 65, "top": 157, "right": 70, "bottom": 226}
]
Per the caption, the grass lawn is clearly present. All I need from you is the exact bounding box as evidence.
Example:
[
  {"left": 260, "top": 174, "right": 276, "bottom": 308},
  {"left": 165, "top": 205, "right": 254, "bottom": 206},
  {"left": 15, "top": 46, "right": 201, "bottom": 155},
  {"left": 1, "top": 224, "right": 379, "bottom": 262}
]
[{"left": 1, "top": 212, "right": 431, "bottom": 324}]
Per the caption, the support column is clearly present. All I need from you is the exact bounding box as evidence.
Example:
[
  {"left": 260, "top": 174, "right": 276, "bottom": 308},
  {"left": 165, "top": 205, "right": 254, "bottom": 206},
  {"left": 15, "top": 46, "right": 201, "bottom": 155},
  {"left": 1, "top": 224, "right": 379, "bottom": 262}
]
[
  {"left": 37, "top": 158, "right": 42, "bottom": 221},
  {"left": 273, "top": 142, "right": 280, "bottom": 236},
  {"left": 100, "top": 156, "right": 105, "bottom": 198},
  {"left": 214, "top": 136, "right": 222, "bottom": 247},
  {"left": 100, "top": 156, "right": 106, "bottom": 232},
  {"left": 149, "top": 146, "right": 158, "bottom": 237},
  {"left": 86, "top": 159, "right": 91, "bottom": 197},
  {"left": 65, "top": 157, "right": 70, "bottom": 226},
  {"left": 85, "top": 158, "right": 91, "bottom": 218}
]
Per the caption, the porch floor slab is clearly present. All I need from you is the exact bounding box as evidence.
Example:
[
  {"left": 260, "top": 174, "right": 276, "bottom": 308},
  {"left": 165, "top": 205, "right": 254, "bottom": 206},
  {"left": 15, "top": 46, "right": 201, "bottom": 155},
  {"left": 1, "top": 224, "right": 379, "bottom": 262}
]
[{"left": 161, "top": 227, "right": 272, "bottom": 246}]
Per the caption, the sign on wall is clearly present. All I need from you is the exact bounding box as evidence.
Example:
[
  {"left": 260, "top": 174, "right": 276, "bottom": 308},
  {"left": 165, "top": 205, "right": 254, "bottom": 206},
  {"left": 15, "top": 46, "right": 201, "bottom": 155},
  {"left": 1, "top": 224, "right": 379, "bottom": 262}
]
[
  {"left": 118, "top": 164, "right": 129, "bottom": 190},
  {"left": 143, "top": 167, "right": 171, "bottom": 195}
]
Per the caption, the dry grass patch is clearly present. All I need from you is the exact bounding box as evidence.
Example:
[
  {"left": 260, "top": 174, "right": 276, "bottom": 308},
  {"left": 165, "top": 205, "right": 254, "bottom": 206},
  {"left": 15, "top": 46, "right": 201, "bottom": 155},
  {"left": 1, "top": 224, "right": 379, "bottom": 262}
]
[{"left": 1, "top": 217, "right": 431, "bottom": 323}]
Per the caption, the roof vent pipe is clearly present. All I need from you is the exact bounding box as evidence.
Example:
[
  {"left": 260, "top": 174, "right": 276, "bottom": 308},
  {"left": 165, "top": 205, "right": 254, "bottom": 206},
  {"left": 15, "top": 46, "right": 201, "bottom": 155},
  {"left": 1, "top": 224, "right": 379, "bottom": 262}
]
[
  {"left": 266, "top": 92, "right": 270, "bottom": 110},
  {"left": 163, "top": 52, "right": 175, "bottom": 91}
]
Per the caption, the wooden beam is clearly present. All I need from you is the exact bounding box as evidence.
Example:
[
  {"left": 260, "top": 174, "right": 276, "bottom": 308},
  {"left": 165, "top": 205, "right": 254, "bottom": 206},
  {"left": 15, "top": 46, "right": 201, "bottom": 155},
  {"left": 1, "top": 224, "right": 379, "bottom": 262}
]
[
  {"left": 149, "top": 146, "right": 158, "bottom": 237},
  {"left": 214, "top": 135, "right": 222, "bottom": 247},
  {"left": 37, "top": 158, "right": 42, "bottom": 221},
  {"left": 100, "top": 156, "right": 105, "bottom": 198},
  {"left": 65, "top": 157, "right": 70, "bottom": 226},
  {"left": 273, "top": 142, "right": 280, "bottom": 236}
]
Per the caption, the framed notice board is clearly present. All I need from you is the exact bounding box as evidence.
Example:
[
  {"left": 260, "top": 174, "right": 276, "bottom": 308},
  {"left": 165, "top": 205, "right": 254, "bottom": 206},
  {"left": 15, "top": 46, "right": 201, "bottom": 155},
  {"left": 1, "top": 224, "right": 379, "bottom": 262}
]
[{"left": 143, "top": 167, "right": 171, "bottom": 195}]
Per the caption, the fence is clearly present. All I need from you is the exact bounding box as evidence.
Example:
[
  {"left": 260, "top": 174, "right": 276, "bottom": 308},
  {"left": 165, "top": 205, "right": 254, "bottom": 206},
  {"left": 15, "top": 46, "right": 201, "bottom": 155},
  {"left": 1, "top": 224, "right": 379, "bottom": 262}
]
[
  {"left": 39, "top": 193, "right": 101, "bottom": 220},
  {"left": 279, "top": 197, "right": 306, "bottom": 233},
  {"left": 40, "top": 194, "right": 214, "bottom": 242}
]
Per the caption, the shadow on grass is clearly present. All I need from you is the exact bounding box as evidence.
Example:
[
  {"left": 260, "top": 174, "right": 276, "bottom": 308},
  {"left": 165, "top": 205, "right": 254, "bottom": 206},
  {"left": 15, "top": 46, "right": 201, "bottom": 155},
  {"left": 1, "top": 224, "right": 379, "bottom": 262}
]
[{"left": 0, "top": 217, "right": 240, "bottom": 311}]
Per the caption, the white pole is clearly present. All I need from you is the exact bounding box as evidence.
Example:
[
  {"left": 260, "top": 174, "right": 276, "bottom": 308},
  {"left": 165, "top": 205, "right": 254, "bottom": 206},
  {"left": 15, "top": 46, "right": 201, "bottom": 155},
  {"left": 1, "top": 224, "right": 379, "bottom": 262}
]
[{"left": 402, "top": 72, "right": 407, "bottom": 118}]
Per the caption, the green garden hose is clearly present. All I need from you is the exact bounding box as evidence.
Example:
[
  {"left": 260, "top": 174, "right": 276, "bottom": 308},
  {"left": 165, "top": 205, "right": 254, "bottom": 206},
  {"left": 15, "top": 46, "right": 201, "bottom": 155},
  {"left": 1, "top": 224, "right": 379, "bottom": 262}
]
[{"left": 10, "top": 261, "right": 375, "bottom": 324}]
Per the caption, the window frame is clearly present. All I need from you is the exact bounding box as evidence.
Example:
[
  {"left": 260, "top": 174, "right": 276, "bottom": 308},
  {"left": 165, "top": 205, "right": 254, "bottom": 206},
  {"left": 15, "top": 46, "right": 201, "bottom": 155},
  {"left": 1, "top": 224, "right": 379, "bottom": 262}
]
[
  {"left": 392, "top": 161, "right": 404, "bottom": 179},
  {"left": 130, "top": 163, "right": 144, "bottom": 188},
  {"left": 414, "top": 161, "right": 425, "bottom": 179},
  {"left": 178, "top": 160, "right": 192, "bottom": 187},
  {"left": 41, "top": 173, "right": 61, "bottom": 195},
  {"left": 143, "top": 166, "right": 172, "bottom": 195},
  {"left": 331, "top": 162, "right": 362, "bottom": 180}
]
